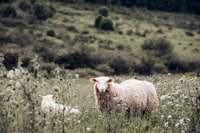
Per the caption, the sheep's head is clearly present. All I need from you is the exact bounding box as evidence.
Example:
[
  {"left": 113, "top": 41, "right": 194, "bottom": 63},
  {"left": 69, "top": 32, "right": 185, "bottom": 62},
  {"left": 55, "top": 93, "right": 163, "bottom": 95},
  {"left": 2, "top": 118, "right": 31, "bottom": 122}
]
[
  {"left": 40, "top": 92, "right": 58, "bottom": 103},
  {"left": 90, "top": 76, "right": 114, "bottom": 93}
]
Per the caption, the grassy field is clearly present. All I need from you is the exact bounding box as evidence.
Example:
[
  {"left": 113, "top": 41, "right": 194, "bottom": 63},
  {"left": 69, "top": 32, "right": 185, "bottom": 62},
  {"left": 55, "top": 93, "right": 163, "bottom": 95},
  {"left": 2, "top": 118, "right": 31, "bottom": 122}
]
[
  {"left": 0, "top": 2, "right": 200, "bottom": 132},
  {"left": 0, "top": 57, "right": 199, "bottom": 133}
]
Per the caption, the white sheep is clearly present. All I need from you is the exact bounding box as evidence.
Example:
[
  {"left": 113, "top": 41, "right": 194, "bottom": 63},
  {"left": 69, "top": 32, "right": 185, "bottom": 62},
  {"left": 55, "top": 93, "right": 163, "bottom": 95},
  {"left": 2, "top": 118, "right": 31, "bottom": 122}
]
[
  {"left": 90, "top": 76, "right": 159, "bottom": 115},
  {"left": 40, "top": 92, "right": 81, "bottom": 116}
]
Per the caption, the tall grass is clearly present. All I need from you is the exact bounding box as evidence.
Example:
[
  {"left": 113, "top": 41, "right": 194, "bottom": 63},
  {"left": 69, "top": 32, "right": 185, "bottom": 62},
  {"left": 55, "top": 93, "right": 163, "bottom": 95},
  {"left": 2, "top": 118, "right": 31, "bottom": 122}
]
[{"left": 0, "top": 55, "right": 199, "bottom": 133}]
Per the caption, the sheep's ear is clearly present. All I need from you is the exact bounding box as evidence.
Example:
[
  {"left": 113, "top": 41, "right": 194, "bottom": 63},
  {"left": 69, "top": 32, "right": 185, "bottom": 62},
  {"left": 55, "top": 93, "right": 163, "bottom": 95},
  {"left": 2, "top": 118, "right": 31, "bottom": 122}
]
[
  {"left": 52, "top": 92, "right": 58, "bottom": 99},
  {"left": 90, "top": 78, "right": 97, "bottom": 82},
  {"left": 39, "top": 95, "right": 42, "bottom": 98},
  {"left": 108, "top": 78, "right": 114, "bottom": 83}
]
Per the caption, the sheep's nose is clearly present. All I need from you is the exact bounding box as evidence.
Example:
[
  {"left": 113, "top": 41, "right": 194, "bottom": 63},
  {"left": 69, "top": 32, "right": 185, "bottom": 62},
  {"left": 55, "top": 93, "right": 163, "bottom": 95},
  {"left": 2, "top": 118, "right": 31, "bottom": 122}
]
[{"left": 99, "top": 89, "right": 106, "bottom": 93}]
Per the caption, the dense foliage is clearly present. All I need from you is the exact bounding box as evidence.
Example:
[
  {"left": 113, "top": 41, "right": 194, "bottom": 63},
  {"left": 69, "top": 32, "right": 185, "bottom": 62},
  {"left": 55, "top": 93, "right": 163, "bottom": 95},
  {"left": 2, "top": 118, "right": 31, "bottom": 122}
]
[
  {"left": 85, "top": 0, "right": 200, "bottom": 15},
  {"left": 94, "top": 6, "right": 114, "bottom": 31},
  {"left": 33, "top": 3, "right": 56, "bottom": 20}
]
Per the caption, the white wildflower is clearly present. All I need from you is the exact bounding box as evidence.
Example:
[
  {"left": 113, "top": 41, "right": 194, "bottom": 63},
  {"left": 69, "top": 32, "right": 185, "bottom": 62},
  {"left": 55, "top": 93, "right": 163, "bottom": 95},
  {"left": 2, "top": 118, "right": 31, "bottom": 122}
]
[
  {"left": 66, "top": 118, "right": 72, "bottom": 121},
  {"left": 167, "top": 101, "right": 173, "bottom": 106},
  {"left": 181, "top": 130, "right": 185, "bottom": 133},
  {"left": 175, "top": 104, "right": 181, "bottom": 107},
  {"left": 53, "top": 86, "right": 60, "bottom": 91},
  {"left": 14, "top": 69, "right": 20, "bottom": 76},
  {"left": 179, "top": 76, "right": 186, "bottom": 82},
  {"left": 179, "top": 118, "right": 184, "bottom": 124},
  {"left": 160, "top": 94, "right": 169, "bottom": 101},
  {"left": 86, "top": 127, "right": 91, "bottom": 131},
  {"left": 161, "top": 105, "right": 166, "bottom": 109},
  {"left": 74, "top": 74, "right": 79, "bottom": 79},
  {"left": 164, "top": 122, "right": 169, "bottom": 127},
  {"left": 9, "top": 79, "right": 14, "bottom": 85},
  {"left": 15, "top": 81, "right": 21, "bottom": 89},
  {"left": 185, "top": 118, "right": 190, "bottom": 122},
  {"left": 192, "top": 97, "right": 196, "bottom": 103},
  {"left": 175, "top": 123, "right": 180, "bottom": 127},
  {"left": 167, "top": 115, "right": 172, "bottom": 119}
]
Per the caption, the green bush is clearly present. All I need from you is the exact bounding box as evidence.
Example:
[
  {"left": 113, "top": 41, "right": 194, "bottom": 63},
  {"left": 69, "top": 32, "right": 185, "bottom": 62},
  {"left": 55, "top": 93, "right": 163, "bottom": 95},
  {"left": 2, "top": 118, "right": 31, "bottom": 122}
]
[
  {"left": 33, "top": 3, "right": 56, "bottom": 20},
  {"left": 95, "top": 64, "right": 114, "bottom": 75},
  {"left": 46, "top": 29, "right": 55, "bottom": 37},
  {"left": 94, "top": 6, "right": 114, "bottom": 31},
  {"left": 153, "top": 63, "right": 168, "bottom": 73},
  {"left": 99, "top": 18, "right": 114, "bottom": 31},
  {"left": 133, "top": 55, "right": 157, "bottom": 75},
  {"left": 142, "top": 38, "right": 173, "bottom": 56},
  {"left": 19, "top": 0, "right": 31, "bottom": 12},
  {"left": 2, "top": 6, "right": 17, "bottom": 18},
  {"left": 3, "top": 52, "right": 19, "bottom": 69},
  {"left": 94, "top": 15, "right": 102, "bottom": 28},
  {"left": 109, "top": 57, "right": 131, "bottom": 75},
  {"left": 185, "top": 31, "right": 194, "bottom": 37},
  {"left": 116, "top": 44, "right": 125, "bottom": 50},
  {"left": 98, "top": 6, "right": 109, "bottom": 17}
]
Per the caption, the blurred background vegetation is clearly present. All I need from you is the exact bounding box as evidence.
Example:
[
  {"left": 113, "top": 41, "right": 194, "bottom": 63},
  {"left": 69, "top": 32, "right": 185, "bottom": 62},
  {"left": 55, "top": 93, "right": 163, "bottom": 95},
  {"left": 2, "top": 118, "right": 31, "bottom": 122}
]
[{"left": 0, "top": 0, "right": 200, "bottom": 77}]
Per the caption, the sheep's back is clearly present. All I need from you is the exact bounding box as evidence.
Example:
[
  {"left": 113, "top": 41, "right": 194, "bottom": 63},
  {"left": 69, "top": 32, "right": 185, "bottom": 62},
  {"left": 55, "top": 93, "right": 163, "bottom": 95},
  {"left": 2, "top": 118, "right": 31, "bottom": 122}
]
[{"left": 119, "top": 79, "right": 159, "bottom": 110}]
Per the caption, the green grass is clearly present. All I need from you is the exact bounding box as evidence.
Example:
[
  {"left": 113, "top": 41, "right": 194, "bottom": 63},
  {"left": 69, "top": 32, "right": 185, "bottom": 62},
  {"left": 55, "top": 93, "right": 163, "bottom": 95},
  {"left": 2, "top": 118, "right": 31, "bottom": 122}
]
[{"left": 0, "top": 58, "right": 199, "bottom": 133}]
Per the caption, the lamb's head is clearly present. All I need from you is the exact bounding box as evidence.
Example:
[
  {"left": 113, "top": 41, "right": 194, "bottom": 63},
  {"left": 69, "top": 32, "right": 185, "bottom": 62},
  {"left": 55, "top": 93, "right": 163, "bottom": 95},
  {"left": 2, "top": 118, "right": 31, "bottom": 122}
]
[
  {"left": 40, "top": 92, "right": 58, "bottom": 103},
  {"left": 90, "top": 76, "right": 114, "bottom": 93}
]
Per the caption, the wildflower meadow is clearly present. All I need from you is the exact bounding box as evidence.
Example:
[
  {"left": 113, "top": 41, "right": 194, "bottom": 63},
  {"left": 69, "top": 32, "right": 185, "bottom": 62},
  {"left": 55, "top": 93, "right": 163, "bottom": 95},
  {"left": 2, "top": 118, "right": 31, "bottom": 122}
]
[{"left": 0, "top": 56, "right": 199, "bottom": 133}]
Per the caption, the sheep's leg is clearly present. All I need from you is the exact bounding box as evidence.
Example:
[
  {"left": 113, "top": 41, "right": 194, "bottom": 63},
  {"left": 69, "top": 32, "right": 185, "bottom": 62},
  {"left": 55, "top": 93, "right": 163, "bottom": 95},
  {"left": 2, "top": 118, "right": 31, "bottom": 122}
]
[
  {"left": 141, "top": 108, "right": 151, "bottom": 119},
  {"left": 124, "top": 108, "right": 131, "bottom": 119}
]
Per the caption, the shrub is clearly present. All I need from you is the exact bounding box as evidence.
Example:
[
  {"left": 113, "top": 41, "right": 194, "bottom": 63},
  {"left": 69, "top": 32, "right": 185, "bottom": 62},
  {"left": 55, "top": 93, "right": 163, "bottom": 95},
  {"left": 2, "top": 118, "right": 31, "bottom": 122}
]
[
  {"left": 3, "top": 52, "right": 18, "bottom": 69},
  {"left": 142, "top": 38, "right": 173, "bottom": 56},
  {"left": 153, "top": 63, "right": 168, "bottom": 73},
  {"left": 99, "top": 43, "right": 114, "bottom": 50},
  {"left": 185, "top": 31, "right": 194, "bottom": 37},
  {"left": 18, "top": 0, "right": 31, "bottom": 12},
  {"left": 134, "top": 56, "right": 155, "bottom": 75},
  {"left": 46, "top": 29, "right": 55, "bottom": 37},
  {"left": 99, "top": 18, "right": 114, "bottom": 31},
  {"left": 164, "top": 55, "right": 198, "bottom": 73},
  {"left": 109, "top": 57, "right": 131, "bottom": 75},
  {"left": 33, "top": 44, "right": 55, "bottom": 62},
  {"left": 98, "top": 6, "right": 109, "bottom": 17},
  {"left": 94, "top": 6, "right": 114, "bottom": 31},
  {"left": 2, "top": 6, "right": 17, "bottom": 18},
  {"left": 116, "top": 44, "right": 125, "bottom": 50},
  {"left": 126, "top": 30, "right": 133, "bottom": 35},
  {"left": 33, "top": 3, "right": 56, "bottom": 20},
  {"left": 95, "top": 64, "right": 114, "bottom": 75},
  {"left": 21, "top": 57, "right": 31, "bottom": 68},
  {"left": 66, "top": 25, "right": 78, "bottom": 33},
  {"left": 94, "top": 15, "right": 102, "bottom": 28}
]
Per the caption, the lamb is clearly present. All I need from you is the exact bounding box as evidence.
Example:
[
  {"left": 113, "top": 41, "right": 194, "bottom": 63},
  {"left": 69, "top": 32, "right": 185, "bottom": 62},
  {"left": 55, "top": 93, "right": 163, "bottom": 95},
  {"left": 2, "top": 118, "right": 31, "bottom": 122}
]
[
  {"left": 7, "top": 68, "right": 21, "bottom": 78},
  {"left": 40, "top": 92, "right": 81, "bottom": 116},
  {"left": 90, "top": 76, "right": 159, "bottom": 115}
]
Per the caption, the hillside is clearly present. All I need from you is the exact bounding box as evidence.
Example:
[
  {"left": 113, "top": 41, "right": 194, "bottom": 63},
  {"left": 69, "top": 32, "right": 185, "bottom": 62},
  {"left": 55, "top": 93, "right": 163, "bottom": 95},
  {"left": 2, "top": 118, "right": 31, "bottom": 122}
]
[{"left": 0, "top": 1, "right": 200, "bottom": 76}]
